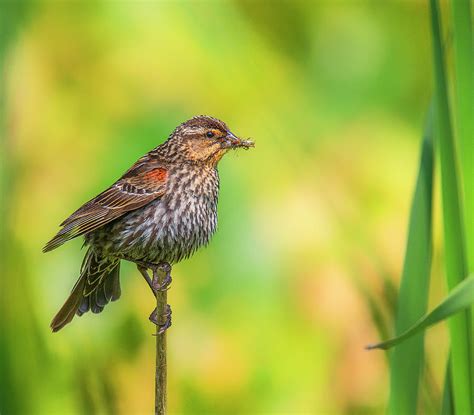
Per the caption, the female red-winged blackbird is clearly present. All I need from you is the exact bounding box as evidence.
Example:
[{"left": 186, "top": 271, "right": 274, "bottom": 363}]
[{"left": 44, "top": 115, "right": 253, "bottom": 332}]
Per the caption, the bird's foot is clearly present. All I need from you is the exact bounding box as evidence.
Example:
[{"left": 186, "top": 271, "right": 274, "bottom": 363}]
[
  {"left": 136, "top": 262, "right": 172, "bottom": 296},
  {"left": 151, "top": 263, "right": 172, "bottom": 293},
  {"left": 150, "top": 304, "right": 172, "bottom": 334}
]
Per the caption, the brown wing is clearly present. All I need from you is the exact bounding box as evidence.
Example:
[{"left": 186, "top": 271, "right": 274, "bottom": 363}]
[{"left": 43, "top": 157, "right": 168, "bottom": 252}]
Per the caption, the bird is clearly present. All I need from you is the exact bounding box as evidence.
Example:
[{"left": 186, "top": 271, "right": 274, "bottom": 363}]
[{"left": 43, "top": 115, "right": 254, "bottom": 332}]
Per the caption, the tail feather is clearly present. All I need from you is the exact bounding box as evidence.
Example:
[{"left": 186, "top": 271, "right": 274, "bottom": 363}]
[
  {"left": 50, "top": 276, "right": 86, "bottom": 332},
  {"left": 51, "top": 249, "right": 121, "bottom": 332}
]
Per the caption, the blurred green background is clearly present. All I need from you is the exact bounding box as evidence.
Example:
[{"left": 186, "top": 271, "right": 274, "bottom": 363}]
[{"left": 0, "top": 1, "right": 449, "bottom": 414}]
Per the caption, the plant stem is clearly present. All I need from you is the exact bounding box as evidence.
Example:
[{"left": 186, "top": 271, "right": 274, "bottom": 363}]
[{"left": 154, "top": 267, "right": 168, "bottom": 415}]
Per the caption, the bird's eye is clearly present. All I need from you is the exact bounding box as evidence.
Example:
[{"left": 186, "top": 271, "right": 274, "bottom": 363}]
[{"left": 206, "top": 131, "right": 215, "bottom": 138}]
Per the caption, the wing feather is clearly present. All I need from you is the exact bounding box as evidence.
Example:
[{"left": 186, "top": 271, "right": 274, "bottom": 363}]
[{"left": 44, "top": 159, "right": 168, "bottom": 252}]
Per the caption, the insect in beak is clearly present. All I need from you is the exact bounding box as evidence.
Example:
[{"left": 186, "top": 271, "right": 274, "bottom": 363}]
[{"left": 223, "top": 132, "right": 254, "bottom": 149}]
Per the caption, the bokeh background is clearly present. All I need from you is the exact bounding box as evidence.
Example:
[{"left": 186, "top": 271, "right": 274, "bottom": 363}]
[{"left": 0, "top": 1, "right": 449, "bottom": 414}]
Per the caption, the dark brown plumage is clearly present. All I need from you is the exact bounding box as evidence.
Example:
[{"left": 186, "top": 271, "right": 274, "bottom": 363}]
[{"left": 44, "top": 115, "right": 253, "bottom": 332}]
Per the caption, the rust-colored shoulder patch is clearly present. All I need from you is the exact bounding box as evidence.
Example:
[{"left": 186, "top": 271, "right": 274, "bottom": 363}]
[{"left": 145, "top": 167, "right": 168, "bottom": 181}]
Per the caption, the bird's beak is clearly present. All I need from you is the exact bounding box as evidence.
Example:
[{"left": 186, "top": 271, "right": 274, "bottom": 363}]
[{"left": 224, "top": 131, "right": 254, "bottom": 149}]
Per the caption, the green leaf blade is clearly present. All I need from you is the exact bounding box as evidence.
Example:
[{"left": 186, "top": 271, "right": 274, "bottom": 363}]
[
  {"left": 451, "top": 0, "right": 474, "bottom": 273},
  {"left": 430, "top": 0, "right": 472, "bottom": 412},
  {"left": 450, "top": 0, "right": 474, "bottom": 404},
  {"left": 367, "top": 275, "right": 474, "bottom": 351},
  {"left": 388, "top": 118, "right": 434, "bottom": 415}
]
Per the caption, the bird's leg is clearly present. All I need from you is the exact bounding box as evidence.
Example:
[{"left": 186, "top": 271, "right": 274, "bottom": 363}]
[
  {"left": 135, "top": 261, "right": 172, "bottom": 332},
  {"left": 136, "top": 260, "right": 172, "bottom": 292},
  {"left": 137, "top": 265, "right": 156, "bottom": 298},
  {"left": 148, "top": 262, "right": 172, "bottom": 333},
  {"left": 135, "top": 262, "right": 173, "bottom": 332}
]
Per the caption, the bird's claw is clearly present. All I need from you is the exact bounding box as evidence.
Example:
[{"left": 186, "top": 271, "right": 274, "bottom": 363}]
[
  {"left": 151, "top": 264, "right": 172, "bottom": 293},
  {"left": 150, "top": 304, "right": 172, "bottom": 334}
]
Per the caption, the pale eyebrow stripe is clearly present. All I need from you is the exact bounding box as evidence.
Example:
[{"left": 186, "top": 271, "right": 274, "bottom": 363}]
[{"left": 181, "top": 126, "right": 207, "bottom": 134}]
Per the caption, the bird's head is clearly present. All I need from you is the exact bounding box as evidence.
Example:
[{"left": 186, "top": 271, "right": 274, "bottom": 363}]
[{"left": 167, "top": 115, "right": 254, "bottom": 166}]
